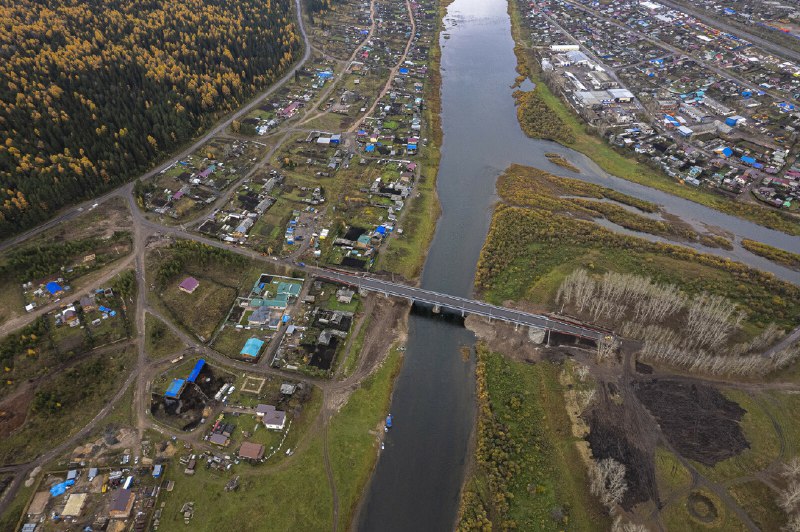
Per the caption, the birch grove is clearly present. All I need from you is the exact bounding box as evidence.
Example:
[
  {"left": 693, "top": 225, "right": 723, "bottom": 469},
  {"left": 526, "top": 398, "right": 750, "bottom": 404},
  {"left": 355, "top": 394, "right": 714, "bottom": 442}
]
[{"left": 556, "top": 269, "right": 794, "bottom": 376}]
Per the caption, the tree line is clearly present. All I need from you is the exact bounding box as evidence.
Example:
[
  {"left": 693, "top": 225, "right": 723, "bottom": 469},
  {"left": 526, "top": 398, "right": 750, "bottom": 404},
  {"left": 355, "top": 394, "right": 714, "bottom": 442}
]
[
  {"left": 0, "top": 0, "right": 301, "bottom": 236},
  {"left": 154, "top": 240, "right": 246, "bottom": 288},
  {"left": 0, "top": 231, "right": 132, "bottom": 282}
]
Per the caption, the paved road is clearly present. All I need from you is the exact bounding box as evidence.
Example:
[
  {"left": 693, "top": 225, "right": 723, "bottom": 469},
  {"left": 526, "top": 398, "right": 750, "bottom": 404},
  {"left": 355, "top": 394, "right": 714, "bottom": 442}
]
[
  {"left": 656, "top": 0, "right": 800, "bottom": 63},
  {"left": 314, "top": 271, "right": 607, "bottom": 340}
]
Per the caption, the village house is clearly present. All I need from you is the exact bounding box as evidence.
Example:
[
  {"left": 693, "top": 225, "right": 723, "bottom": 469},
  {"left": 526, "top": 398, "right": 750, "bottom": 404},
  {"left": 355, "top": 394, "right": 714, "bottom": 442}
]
[
  {"left": 108, "top": 489, "right": 135, "bottom": 519},
  {"left": 336, "top": 288, "right": 355, "bottom": 304},
  {"left": 255, "top": 404, "right": 287, "bottom": 430},
  {"left": 238, "top": 442, "right": 265, "bottom": 461}
]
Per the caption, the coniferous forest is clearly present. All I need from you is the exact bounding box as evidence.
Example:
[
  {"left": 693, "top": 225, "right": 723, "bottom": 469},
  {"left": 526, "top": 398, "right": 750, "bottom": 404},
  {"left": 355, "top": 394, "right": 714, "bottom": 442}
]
[{"left": 0, "top": 0, "right": 301, "bottom": 236}]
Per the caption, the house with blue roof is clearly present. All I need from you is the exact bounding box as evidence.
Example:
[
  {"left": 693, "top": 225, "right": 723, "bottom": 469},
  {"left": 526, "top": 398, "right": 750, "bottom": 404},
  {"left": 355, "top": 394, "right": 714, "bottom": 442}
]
[{"left": 240, "top": 338, "right": 265, "bottom": 358}]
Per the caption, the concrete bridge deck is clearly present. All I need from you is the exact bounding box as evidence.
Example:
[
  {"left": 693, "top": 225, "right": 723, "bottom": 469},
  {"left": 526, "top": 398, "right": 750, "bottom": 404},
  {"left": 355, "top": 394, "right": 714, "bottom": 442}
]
[{"left": 316, "top": 270, "right": 608, "bottom": 342}]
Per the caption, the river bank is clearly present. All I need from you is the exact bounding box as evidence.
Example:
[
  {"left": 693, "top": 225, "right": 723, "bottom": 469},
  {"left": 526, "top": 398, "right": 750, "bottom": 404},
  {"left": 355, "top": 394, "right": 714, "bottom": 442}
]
[
  {"left": 506, "top": 0, "right": 800, "bottom": 237},
  {"left": 456, "top": 343, "right": 609, "bottom": 531},
  {"left": 475, "top": 164, "right": 800, "bottom": 335}
]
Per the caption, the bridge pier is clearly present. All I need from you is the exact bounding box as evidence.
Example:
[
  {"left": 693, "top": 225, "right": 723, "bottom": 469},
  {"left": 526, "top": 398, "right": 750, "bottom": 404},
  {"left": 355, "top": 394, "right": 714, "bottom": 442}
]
[{"left": 432, "top": 304, "right": 441, "bottom": 314}]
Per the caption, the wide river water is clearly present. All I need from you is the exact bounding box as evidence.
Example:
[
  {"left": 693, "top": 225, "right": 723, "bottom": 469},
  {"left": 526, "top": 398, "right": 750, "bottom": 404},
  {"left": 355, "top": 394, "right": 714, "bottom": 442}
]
[{"left": 357, "top": 0, "right": 800, "bottom": 529}]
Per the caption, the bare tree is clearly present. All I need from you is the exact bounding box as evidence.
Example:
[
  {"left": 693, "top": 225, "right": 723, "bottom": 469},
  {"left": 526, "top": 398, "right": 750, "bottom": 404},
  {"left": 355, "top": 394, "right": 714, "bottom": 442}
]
[
  {"left": 589, "top": 457, "right": 628, "bottom": 512},
  {"left": 596, "top": 335, "right": 619, "bottom": 364},
  {"left": 684, "top": 293, "right": 744, "bottom": 349},
  {"left": 575, "top": 364, "right": 590, "bottom": 382},
  {"left": 784, "top": 514, "right": 800, "bottom": 532},
  {"left": 779, "top": 481, "right": 800, "bottom": 514},
  {"left": 783, "top": 457, "right": 800, "bottom": 480},
  {"left": 612, "top": 516, "right": 649, "bottom": 532},
  {"left": 557, "top": 269, "right": 596, "bottom": 312},
  {"left": 577, "top": 389, "right": 596, "bottom": 413}
]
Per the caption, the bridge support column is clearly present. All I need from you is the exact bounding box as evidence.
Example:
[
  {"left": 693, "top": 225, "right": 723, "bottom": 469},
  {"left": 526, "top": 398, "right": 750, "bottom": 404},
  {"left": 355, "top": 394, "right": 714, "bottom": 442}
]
[
  {"left": 432, "top": 304, "right": 441, "bottom": 314},
  {"left": 515, "top": 323, "right": 519, "bottom": 331},
  {"left": 461, "top": 309, "right": 465, "bottom": 317}
]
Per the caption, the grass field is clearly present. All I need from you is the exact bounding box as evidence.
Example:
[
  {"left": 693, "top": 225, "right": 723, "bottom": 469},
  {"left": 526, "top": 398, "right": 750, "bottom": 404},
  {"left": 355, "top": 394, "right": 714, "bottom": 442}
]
[
  {"left": 145, "top": 312, "right": 185, "bottom": 359},
  {"left": 0, "top": 348, "right": 134, "bottom": 465},
  {"left": 654, "top": 446, "right": 693, "bottom": 498},
  {"left": 329, "top": 350, "right": 403, "bottom": 530},
  {"left": 156, "top": 351, "right": 402, "bottom": 531},
  {"left": 458, "top": 347, "right": 608, "bottom": 530},
  {"left": 340, "top": 314, "right": 371, "bottom": 378},
  {"left": 729, "top": 480, "right": 784, "bottom": 531},
  {"left": 648, "top": 388, "right": 791, "bottom": 530},
  {"left": 0, "top": 476, "right": 37, "bottom": 532},
  {"left": 0, "top": 272, "right": 25, "bottom": 326},
  {"left": 660, "top": 488, "right": 747, "bottom": 531},
  {"left": 211, "top": 326, "right": 266, "bottom": 360},
  {"left": 692, "top": 390, "right": 781, "bottom": 483},
  {"left": 160, "top": 277, "right": 237, "bottom": 341}
]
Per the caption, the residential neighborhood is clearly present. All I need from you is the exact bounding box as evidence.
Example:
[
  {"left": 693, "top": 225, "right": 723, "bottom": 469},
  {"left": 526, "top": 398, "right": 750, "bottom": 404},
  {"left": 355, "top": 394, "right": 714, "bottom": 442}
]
[{"left": 526, "top": 0, "right": 800, "bottom": 209}]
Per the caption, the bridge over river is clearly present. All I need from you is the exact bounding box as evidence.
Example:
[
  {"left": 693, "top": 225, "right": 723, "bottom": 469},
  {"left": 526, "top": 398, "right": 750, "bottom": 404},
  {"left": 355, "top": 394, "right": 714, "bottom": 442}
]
[
  {"left": 314, "top": 269, "right": 608, "bottom": 342},
  {"left": 143, "top": 223, "right": 610, "bottom": 343}
]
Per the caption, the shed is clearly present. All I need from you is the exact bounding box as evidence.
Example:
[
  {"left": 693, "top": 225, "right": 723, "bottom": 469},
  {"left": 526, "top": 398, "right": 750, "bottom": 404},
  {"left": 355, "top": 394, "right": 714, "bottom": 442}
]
[
  {"left": 208, "top": 433, "right": 229, "bottom": 446},
  {"left": 608, "top": 88, "right": 634, "bottom": 102},
  {"left": 62, "top": 493, "right": 88, "bottom": 517},
  {"left": 165, "top": 378, "right": 186, "bottom": 399},
  {"left": 45, "top": 282, "right": 63, "bottom": 295},
  {"left": 179, "top": 277, "right": 200, "bottom": 294},
  {"left": 186, "top": 359, "right": 205, "bottom": 383}
]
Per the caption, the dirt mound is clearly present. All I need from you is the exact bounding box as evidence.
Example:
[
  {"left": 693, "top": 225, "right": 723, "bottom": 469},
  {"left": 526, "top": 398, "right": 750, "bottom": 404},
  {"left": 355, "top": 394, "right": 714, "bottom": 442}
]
[
  {"left": 687, "top": 491, "right": 718, "bottom": 523},
  {"left": 586, "top": 411, "right": 658, "bottom": 510},
  {"left": 0, "top": 386, "right": 34, "bottom": 438},
  {"left": 634, "top": 379, "right": 749, "bottom": 466}
]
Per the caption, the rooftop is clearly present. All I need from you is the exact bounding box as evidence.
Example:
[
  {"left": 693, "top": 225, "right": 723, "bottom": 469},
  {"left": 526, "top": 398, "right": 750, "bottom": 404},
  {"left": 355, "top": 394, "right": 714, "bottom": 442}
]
[
  {"left": 179, "top": 277, "right": 200, "bottom": 293},
  {"left": 240, "top": 337, "right": 265, "bottom": 358},
  {"left": 238, "top": 441, "right": 265, "bottom": 460}
]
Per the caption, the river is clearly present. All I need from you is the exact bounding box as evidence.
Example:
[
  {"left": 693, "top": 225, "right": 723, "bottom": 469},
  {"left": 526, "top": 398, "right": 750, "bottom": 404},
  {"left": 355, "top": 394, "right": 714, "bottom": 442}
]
[{"left": 357, "top": 0, "right": 800, "bottom": 529}]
